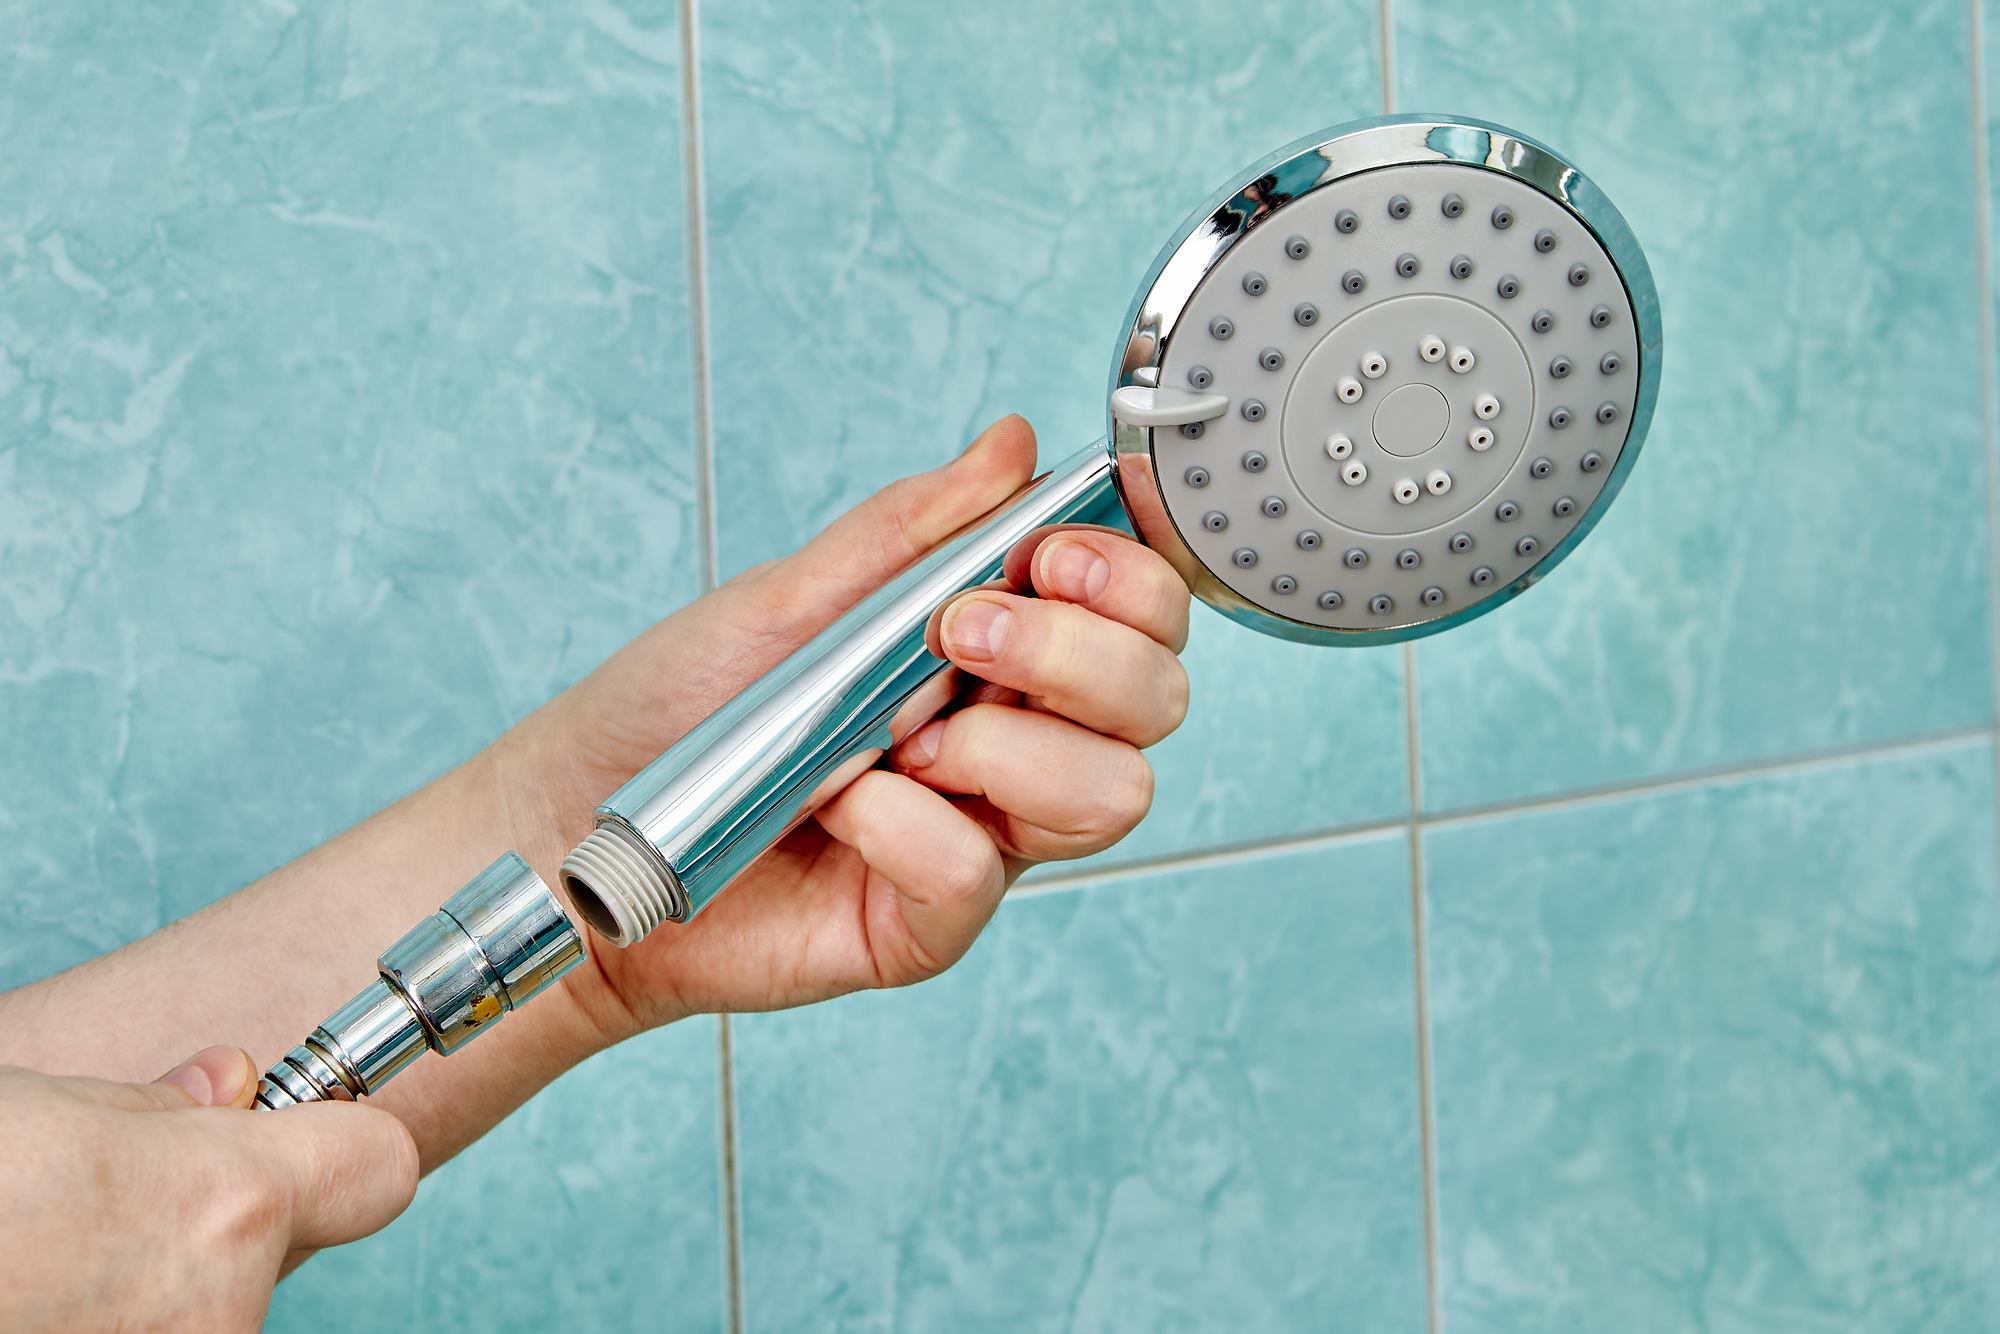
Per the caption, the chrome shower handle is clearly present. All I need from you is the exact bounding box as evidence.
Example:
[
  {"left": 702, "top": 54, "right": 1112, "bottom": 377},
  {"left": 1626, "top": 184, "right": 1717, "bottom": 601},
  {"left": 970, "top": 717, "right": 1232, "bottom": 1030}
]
[{"left": 560, "top": 440, "right": 1132, "bottom": 946}]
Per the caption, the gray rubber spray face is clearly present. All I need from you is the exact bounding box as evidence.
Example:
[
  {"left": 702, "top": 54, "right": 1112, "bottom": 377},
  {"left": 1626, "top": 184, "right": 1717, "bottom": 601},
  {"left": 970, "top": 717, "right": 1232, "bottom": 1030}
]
[{"left": 1131, "top": 141, "right": 1654, "bottom": 641}]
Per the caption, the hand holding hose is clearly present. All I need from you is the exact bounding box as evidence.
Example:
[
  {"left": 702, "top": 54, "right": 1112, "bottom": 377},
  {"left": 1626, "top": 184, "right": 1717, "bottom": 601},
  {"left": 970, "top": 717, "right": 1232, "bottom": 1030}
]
[{"left": 0, "top": 1049, "right": 415, "bottom": 1333}]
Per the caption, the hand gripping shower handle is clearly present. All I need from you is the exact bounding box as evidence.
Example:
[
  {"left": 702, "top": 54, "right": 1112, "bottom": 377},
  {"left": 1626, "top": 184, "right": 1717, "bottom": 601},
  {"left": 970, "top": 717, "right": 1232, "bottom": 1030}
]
[{"left": 559, "top": 440, "right": 1129, "bottom": 947}]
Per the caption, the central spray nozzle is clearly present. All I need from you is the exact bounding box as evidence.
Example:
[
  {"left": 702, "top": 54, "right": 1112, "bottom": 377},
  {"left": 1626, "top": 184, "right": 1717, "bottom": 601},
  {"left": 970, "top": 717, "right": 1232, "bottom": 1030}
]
[{"left": 253, "top": 852, "right": 585, "bottom": 1109}]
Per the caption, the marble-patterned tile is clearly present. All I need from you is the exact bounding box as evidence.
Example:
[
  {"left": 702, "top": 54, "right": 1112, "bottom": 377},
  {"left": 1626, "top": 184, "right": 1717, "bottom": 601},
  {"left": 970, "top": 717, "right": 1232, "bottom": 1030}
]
[
  {"left": 267, "top": 1018, "right": 725, "bottom": 1334},
  {"left": 701, "top": 0, "right": 1384, "bottom": 574},
  {"left": 700, "top": 0, "right": 1404, "bottom": 864},
  {"left": 1424, "top": 739, "right": 2000, "bottom": 1331},
  {"left": 732, "top": 839, "right": 1428, "bottom": 1334},
  {"left": 0, "top": 1, "right": 699, "bottom": 984},
  {"left": 1399, "top": 0, "right": 1992, "bottom": 809}
]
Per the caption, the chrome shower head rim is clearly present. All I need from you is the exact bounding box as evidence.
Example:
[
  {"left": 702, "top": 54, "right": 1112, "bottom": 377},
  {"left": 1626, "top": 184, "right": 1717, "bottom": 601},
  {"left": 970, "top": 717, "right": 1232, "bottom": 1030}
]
[{"left": 1108, "top": 113, "right": 1662, "bottom": 646}]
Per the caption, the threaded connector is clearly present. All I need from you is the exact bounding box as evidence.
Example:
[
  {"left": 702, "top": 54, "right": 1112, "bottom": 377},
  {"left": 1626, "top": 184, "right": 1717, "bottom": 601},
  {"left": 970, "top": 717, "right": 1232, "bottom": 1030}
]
[
  {"left": 255, "top": 977, "right": 424, "bottom": 1109},
  {"left": 256, "top": 1036, "right": 366, "bottom": 1108},
  {"left": 254, "top": 852, "right": 585, "bottom": 1110},
  {"left": 560, "top": 822, "right": 683, "bottom": 947}
]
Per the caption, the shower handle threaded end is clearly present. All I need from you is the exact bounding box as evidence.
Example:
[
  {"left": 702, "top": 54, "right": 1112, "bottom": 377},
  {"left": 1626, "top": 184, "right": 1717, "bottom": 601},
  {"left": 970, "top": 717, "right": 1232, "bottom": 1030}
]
[
  {"left": 253, "top": 852, "right": 586, "bottom": 1109},
  {"left": 560, "top": 822, "right": 685, "bottom": 947}
]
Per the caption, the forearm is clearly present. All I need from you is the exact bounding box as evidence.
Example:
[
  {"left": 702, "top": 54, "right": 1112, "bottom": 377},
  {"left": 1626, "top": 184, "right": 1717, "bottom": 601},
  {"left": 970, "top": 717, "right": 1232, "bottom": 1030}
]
[
  {"left": 0, "top": 419, "right": 1190, "bottom": 1181},
  {"left": 0, "top": 698, "right": 634, "bottom": 1172}
]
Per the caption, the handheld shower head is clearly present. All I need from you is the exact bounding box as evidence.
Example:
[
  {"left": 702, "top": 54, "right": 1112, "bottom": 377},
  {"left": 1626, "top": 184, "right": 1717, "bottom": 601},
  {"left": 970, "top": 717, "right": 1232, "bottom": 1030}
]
[
  {"left": 1109, "top": 114, "right": 1658, "bottom": 641},
  {"left": 560, "top": 114, "right": 1661, "bottom": 945},
  {"left": 249, "top": 115, "right": 1658, "bottom": 1112}
]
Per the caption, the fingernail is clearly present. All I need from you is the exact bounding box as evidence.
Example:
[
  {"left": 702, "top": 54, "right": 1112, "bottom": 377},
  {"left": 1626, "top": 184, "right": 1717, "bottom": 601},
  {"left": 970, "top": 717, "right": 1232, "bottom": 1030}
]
[
  {"left": 1043, "top": 539, "right": 1110, "bottom": 602},
  {"left": 160, "top": 1046, "right": 248, "bottom": 1107},
  {"left": 945, "top": 599, "right": 1011, "bottom": 663},
  {"left": 895, "top": 719, "right": 945, "bottom": 769},
  {"left": 161, "top": 1057, "right": 215, "bottom": 1105}
]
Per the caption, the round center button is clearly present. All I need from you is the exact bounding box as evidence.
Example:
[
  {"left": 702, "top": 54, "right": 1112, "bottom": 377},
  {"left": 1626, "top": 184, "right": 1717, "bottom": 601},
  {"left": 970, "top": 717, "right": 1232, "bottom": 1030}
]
[
  {"left": 1372, "top": 383, "right": 1450, "bottom": 457},
  {"left": 1281, "top": 292, "right": 1536, "bottom": 536}
]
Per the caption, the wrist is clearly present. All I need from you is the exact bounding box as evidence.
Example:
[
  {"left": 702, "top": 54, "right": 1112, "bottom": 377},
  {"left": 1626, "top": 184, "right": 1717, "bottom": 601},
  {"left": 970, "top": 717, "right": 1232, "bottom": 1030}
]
[
  {"left": 469, "top": 695, "right": 600, "bottom": 886},
  {"left": 470, "top": 699, "right": 687, "bottom": 1048}
]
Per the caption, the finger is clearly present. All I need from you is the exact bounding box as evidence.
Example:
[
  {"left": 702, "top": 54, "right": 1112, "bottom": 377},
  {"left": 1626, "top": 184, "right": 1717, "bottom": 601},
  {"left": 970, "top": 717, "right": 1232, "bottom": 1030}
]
[
  {"left": 245, "top": 1102, "right": 419, "bottom": 1251},
  {"left": 41, "top": 1046, "right": 258, "bottom": 1114},
  {"left": 40, "top": 1070, "right": 212, "bottom": 1115},
  {"left": 812, "top": 769, "right": 1006, "bottom": 985},
  {"left": 767, "top": 416, "right": 1039, "bottom": 614},
  {"left": 937, "top": 593, "right": 1190, "bottom": 746},
  {"left": 155, "top": 1046, "right": 259, "bottom": 1109},
  {"left": 891, "top": 704, "right": 1153, "bottom": 860},
  {"left": 1007, "top": 528, "right": 1191, "bottom": 652}
]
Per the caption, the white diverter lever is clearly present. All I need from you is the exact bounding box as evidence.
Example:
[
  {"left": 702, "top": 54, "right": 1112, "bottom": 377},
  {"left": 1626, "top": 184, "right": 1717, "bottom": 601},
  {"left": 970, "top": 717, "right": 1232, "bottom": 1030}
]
[{"left": 1108, "top": 385, "right": 1231, "bottom": 428}]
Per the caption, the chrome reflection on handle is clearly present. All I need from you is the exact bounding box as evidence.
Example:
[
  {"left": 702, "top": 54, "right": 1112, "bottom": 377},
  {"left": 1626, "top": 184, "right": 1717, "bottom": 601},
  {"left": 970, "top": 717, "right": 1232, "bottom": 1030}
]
[
  {"left": 561, "top": 440, "right": 1130, "bottom": 946},
  {"left": 254, "top": 852, "right": 586, "bottom": 1109}
]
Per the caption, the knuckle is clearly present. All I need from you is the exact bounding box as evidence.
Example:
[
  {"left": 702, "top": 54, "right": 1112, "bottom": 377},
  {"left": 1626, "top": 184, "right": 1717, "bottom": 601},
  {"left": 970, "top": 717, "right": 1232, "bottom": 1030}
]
[
  {"left": 1143, "top": 656, "right": 1192, "bottom": 744},
  {"left": 204, "top": 1153, "right": 288, "bottom": 1251},
  {"left": 1110, "top": 542, "right": 1186, "bottom": 627},
  {"left": 878, "top": 475, "right": 936, "bottom": 560},
  {"left": 1039, "top": 604, "right": 1092, "bottom": 686},
  {"left": 949, "top": 702, "right": 1004, "bottom": 760},
  {"left": 1154, "top": 573, "right": 1192, "bottom": 648},
  {"left": 1118, "top": 749, "right": 1156, "bottom": 823},
  {"left": 938, "top": 827, "right": 1001, "bottom": 905},
  {"left": 1086, "top": 748, "right": 1154, "bottom": 839},
  {"left": 370, "top": 1113, "right": 420, "bottom": 1193},
  {"left": 386, "top": 1123, "right": 421, "bottom": 1202}
]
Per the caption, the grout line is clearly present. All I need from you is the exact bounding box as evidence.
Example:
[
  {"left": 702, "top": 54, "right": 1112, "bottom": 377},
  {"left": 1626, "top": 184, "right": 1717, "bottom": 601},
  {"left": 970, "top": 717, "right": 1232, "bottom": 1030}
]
[
  {"left": 675, "top": 1, "right": 741, "bottom": 1329},
  {"left": 1420, "top": 722, "right": 1995, "bottom": 833},
  {"left": 681, "top": 0, "right": 720, "bottom": 594},
  {"left": 715, "top": 1009, "right": 745, "bottom": 1334},
  {"left": 1379, "top": 0, "right": 1396, "bottom": 116},
  {"left": 1402, "top": 643, "right": 1443, "bottom": 1334},
  {"left": 1968, "top": 0, "right": 2000, "bottom": 943},
  {"left": 1013, "top": 722, "right": 1998, "bottom": 896},
  {"left": 1007, "top": 817, "right": 1410, "bottom": 897},
  {"left": 1403, "top": 645, "right": 1425, "bottom": 820}
]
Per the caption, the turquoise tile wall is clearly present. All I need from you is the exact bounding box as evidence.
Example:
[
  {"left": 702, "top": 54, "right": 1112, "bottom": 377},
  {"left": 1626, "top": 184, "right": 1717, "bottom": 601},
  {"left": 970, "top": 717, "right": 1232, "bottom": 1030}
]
[
  {"left": 7, "top": 0, "right": 2000, "bottom": 1330},
  {"left": 0, "top": 0, "right": 703, "bottom": 980},
  {"left": 1424, "top": 742, "right": 2000, "bottom": 1330},
  {"left": 1398, "top": 0, "right": 1993, "bottom": 809},
  {"left": 0, "top": 2, "right": 721, "bottom": 1328},
  {"left": 731, "top": 841, "right": 1427, "bottom": 1333}
]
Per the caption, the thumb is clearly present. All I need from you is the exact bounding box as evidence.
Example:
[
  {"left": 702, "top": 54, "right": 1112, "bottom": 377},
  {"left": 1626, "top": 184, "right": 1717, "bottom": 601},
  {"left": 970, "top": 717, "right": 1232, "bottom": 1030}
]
[
  {"left": 242, "top": 1102, "right": 420, "bottom": 1251},
  {"left": 766, "top": 415, "right": 1039, "bottom": 611},
  {"left": 30, "top": 1046, "right": 261, "bottom": 1114},
  {"left": 155, "top": 1045, "right": 261, "bottom": 1109}
]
